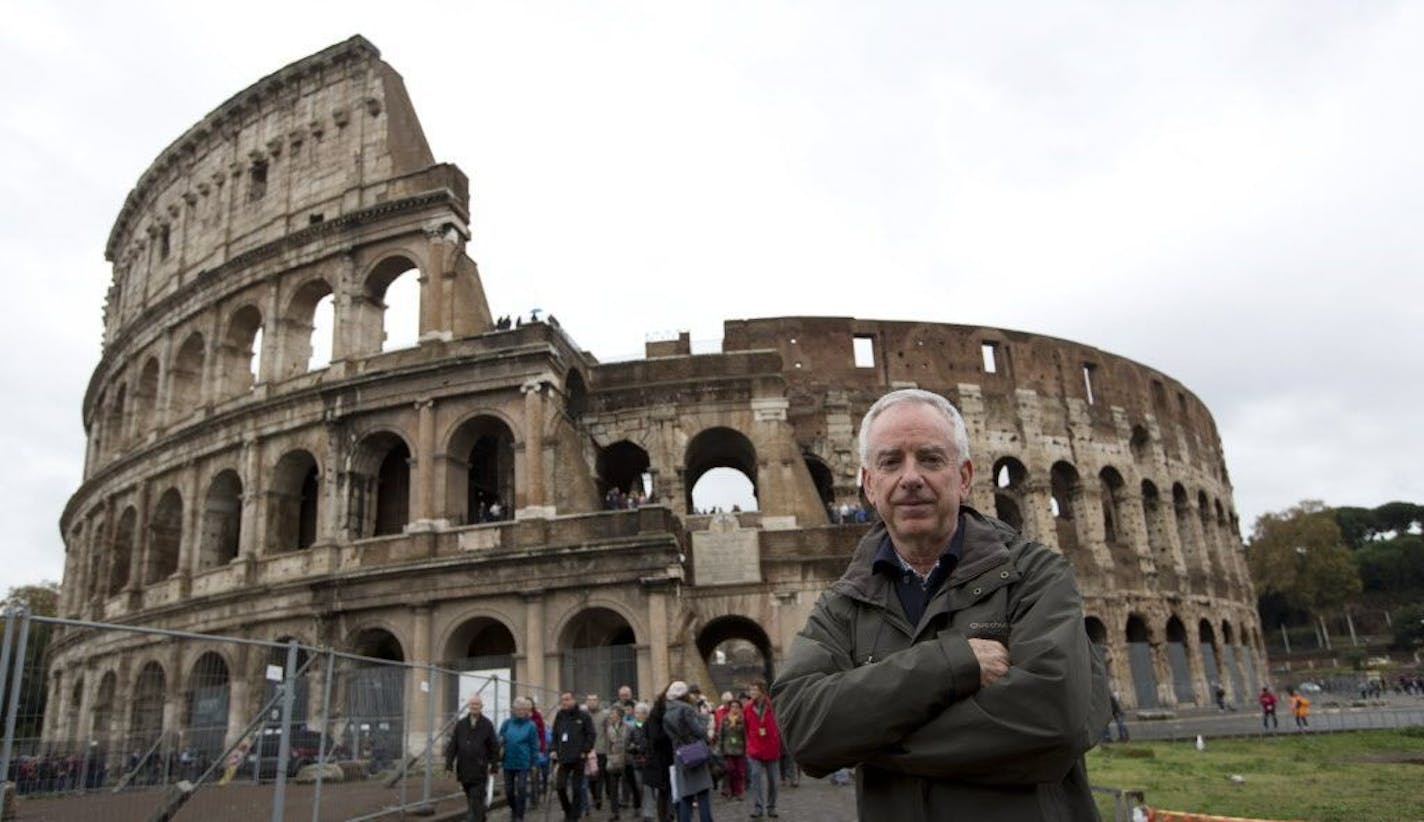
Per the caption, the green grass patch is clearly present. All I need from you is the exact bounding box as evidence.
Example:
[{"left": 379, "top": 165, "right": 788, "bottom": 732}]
[{"left": 1087, "top": 730, "right": 1424, "bottom": 821}]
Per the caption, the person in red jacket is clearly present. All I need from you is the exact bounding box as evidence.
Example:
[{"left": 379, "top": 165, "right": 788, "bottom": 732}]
[
  {"left": 743, "top": 679, "right": 781, "bottom": 818},
  {"left": 1259, "top": 686, "right": 1279, "bottom": 730}
]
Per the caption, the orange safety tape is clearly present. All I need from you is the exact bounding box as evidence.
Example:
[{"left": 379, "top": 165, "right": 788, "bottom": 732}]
[{"left": 1147, "top": 809, "right": 1306, "bottom": 822}]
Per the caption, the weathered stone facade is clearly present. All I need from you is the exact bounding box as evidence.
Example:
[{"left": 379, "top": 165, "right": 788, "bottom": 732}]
[{"left": 52, "top": 37, "right": 1263, "bottom": 755}]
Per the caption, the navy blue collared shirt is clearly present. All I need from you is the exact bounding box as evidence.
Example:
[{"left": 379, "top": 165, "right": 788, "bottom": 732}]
[{"left": 871, "top": 514, "right": 966, "bottom": 629}]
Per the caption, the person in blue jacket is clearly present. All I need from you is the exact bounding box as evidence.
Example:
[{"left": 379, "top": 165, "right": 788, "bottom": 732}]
[{"left": 498, "top": 697, "right": 541, "bottom": 822}]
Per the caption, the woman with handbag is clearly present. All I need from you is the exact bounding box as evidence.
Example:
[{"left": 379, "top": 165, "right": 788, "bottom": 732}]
[{"left": 663, "top": 681, "right": 715, "bottom": 822}]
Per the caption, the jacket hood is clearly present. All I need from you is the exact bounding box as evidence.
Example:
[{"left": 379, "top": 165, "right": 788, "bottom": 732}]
[{"left": 832, "top": 505, "right": 1018, "bottom": 603}]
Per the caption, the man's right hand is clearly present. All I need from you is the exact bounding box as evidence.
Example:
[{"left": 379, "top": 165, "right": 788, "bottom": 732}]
[{"left": 967, "top": 638, "right": 1009, "bottom": 688}]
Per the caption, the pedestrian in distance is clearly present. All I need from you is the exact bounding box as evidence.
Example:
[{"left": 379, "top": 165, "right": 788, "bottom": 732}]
[
  {"left": 445, "top": 695, "right": 500, "bottom": 822},
  {"left": 1259, "top": 686, "right": 1279, "bottom": 730}
]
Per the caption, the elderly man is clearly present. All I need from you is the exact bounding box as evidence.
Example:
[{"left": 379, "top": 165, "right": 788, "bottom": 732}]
[
  {"left": 773, "top": 388, "right": 1109, "bottom": 821},
  {"left": 445, "top": 694, "right": 499, "bottom": 822}
]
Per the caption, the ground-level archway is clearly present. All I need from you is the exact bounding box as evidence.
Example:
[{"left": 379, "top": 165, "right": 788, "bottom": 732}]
[
  {"left": 695, "top": 616, "right": 773, "bottom": 698},
  {"left": 560, "top": 607, "right": 638, "bottom": 701},
  {"left": 341, "top": 629, "right": 405, "bottom": 766},
  {"left": 1125, "top": 615, "right": 1159, "bottom": 709},
  {"left": 443, "top": 616, "right": 518, "bottom": 713}
]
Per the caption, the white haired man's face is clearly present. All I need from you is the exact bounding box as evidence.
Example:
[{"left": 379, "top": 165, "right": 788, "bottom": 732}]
[
  {"left": 467, "top": 696, "right": 483, "bottom": 716},
  {"left": 861, "top": 401, "right": 973, "bottom": 554}
]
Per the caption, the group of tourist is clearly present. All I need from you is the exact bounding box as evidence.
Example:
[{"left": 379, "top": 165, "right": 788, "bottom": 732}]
[
  {"left": 604, "top": 487, "right": 654, "bottom": 511},
  {"left": 827, "top": 502, "right": 872, "bottom": 524},
  {"left": 445, "top": 680, "right": 789, "bottom": 822}
]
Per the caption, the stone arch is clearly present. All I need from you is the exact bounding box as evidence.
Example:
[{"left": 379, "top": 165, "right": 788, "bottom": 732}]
[
  {"left": 132, "top": 356, "right": 161, "bottom": 436},
  {"left": 352, "top": 430, "right": 412, "bottom": 538},
  {"left": 598, "top": 440, "right": 651, "bottom": 504},
  {"left": 1199, "top": 619, "right": 1222, "bottom": 695},
  {"left": 1140, "top": 480, "right": 1171, "bottom": 562},
  {"left": 565, "top": 369, "right": 589, "bottom": 420},
  {"left": 184, "top": 651, "right": 231, "bottom": 758},
  {"left": 130, "top": 660, "right": 167, "bottom": 746},
  {"left": 1221, "top": 619, "right": 1245, "bottom": 703},
  {"left": 269, "top": 450, "right": 320, "bottom": 551},
  {"left": 364, "top": 254, "right": 422, "bottom": 354},
  {"left": 696, "top": 615, "right": 774, "bottom": 697},
  {"left": 993, "top": 456, "right": 1029, "bottom": 532},
  {"left": 443, "top": 613, "right": 519, "bottom": 704},
  {"left": 802, "top": 453, "right": 835, "bottom": 515},
  {"left": 448, "top": 415, "right": 516, "bottom": 524},
  {"left": 104, "top": 382, "right": 128, "bottom": 452},
  {"left": 558, "top": 606, "right": 639, "bottom": 701},
  {"left": 1125, "top": 614, "right": 1159, "bottom": 709},
  {"left": 282, "top": 277, "right": 336, "bottom": 377},
  {"left": 109, "top": 506, "right": 137, "bottom": 595},
  {"left": 685, "top": 426, "right": 758, "bottom": 513},
  {"left": 1164, "top": 615, "right": 1195, "bottom": 704},
  {"left": 218, "top": 304, "right": 264, "bottom": 396},
  {"left": 1049, "top": 461, "right": 1082, "bottom": 553},
  {"left": 341, "top": 627, "right": 406, "bottom": 759},
  {"left": 199, "top": 469, "right": 242, "bottom": 569},
  {"left": 170, "top": 332, "right": 206, "bottom": 417},
  {"left": 1099, "top": 466, "right": 1126, "bottom": 545},
  {"left": 146, "top": 488, "right": 183, "bottom": 583},
  {"left": 93, "top": 671, "right": 117, "bottom": 746}
]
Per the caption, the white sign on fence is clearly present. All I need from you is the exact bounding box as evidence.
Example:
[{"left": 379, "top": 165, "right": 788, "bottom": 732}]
[{"left": 458, "top": 667, "right": 513, "bottom": 726}]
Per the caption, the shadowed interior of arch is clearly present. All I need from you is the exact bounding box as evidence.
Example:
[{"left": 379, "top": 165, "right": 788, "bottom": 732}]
[{"left": 696, "top": 616, "right": 773, "bottom": 697}]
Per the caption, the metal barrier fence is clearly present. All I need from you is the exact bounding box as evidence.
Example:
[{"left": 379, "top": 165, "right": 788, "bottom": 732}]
[{"left": 0, "top": 605, "right": 569, "bottom": 821}]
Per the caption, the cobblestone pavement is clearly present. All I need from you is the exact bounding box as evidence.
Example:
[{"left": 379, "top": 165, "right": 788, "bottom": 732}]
[{"left": 487, "top": 776, "right": 859, "bottom": 822}]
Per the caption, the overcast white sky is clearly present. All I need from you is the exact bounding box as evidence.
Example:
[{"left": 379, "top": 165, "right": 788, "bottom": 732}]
[{"left": 1, "top": 1, "right": 1420, "bottom": 593}]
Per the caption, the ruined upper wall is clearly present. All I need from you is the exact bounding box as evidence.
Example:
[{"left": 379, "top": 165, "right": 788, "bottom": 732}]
[
  {"left": 722, "top": 316, "right": 1229, "bottom": 481},
  {"left": 102, "top": 36, "right": 437, "bottom": 347}
]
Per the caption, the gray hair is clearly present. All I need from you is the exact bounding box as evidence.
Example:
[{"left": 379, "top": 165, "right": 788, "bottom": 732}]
[
  {"left": 512, "top": 697, "right": 532, "bottom": 710},
  {"left": 857, "top": 388, "right": 971, "bottom": 469}
]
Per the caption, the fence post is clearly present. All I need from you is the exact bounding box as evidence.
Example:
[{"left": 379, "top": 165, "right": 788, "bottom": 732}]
[
  {"left": 0, "top": 605, "right": 32, "bottom": 783},
  {"left": 423, "top": 662, "right": 435, "bottom": 805},
  {"left": 399, "top": 665, "right": 411, "bottom": 810},
  {"left": 311, "top": 650, "right": 335, "bottom": 822},
  {"left": 0, "top": 608, "right": 15, "bottom": 743},
  {"left": 271, "top": 639, "right": 299, "bottom": 822}
]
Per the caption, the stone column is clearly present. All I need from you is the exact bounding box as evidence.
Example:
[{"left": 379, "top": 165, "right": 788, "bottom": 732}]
[
  {"left": 421, "top": 222, "right": 460, "bottom": 342},
  {"left": 227, "top": 646, "right": 251, "bottom": 747},
  {"left": 523, "top": 593, "right": 546, "bottom": 692},
  {"left": 645, "top": 585, "right": 671, "bottom": 700},
  {"left": 519, "top": 381, "right": 552, "bottom": 518},
  {"left": 413, "top": 399, "right": 438, "bottom": 525},
  {"left": 409, "top": 605, "right": 433, "bottom": 755},
  {"left": 1021, "top": 479, "right": 1056, "bottom": 550}
]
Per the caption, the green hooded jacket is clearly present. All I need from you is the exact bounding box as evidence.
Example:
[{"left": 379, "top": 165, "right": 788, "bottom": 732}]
[{"left": 772, "top": 507, "right": 1111, "bottom": 821}]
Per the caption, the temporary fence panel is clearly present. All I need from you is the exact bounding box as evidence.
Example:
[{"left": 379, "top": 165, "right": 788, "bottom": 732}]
[{"left": 1165, "top": 640, "right": 1195, "bottom": 704}]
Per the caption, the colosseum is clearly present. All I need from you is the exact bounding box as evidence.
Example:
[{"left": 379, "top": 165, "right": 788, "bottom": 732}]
[{"left": 51, "top": 36, "right": 1264, "bottom": 761}]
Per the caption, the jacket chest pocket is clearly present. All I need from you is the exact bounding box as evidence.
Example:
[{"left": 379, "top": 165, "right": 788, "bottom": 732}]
[{"left": 945, "top": 586, "right": 1013, "bottom": 644}]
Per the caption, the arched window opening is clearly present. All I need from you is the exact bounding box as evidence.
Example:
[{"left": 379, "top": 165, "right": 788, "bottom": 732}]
[
  {"left": 219, "top": 305, "right": 264, "bottom": 396},
  {"left": 685, "top": 427, "right": 758, "bottom": 514},
  {"left": 1199, "top": 619, "right": 1221, "bottom": 696},
  {"left": 565, "top": 370, "right": 589, "bottom": 420},
  {"left": 146, "top": 489, "right": 183, "bottom": 583},
  {"left": 342, "top": 629, "right": 405, "bottom": 760},
  {"left": 1165, "top": 616, "right": 1195, "bottom": 704},
  {"left": 133, "top": 358, "right": 161, "bottom": 436},
  {"left": 1130, "top": 425, "right": 1151, "bottom": 463},
  {"left": 199, "top": 470, "right": 243, "bottom": 569},
  {"left": 350, "top": 433, "right": 410, "bottom": 538},
  {"left": 171, "top": 333, "right": 206, "bottom": 417},
  {"left": 995, "top": 494, "right": 1024, "bottom": 531},
  {"left": 560, "top": 608, "right": 638, "bottom": 702},
  {"left": 1099, "top": 467, "right": 1125, "bottom": 545},
  {"left": 1050, "top": 461, "right": 1081, "bottom": 553},
  {"left": 1140, "top": 480, "right": 1170, "bottom": 559},
  {"left": 803, "top": 453, "right": 835, "bottom": 518},
  {"left": 598, "top": 440, "right": 652, "bottom": 509},
  {"left": 443, "top": 617, "right": 518, "bottom": 712},
  {"left": 449, "top": 417, "right": 515, "bottom": 523},
  {"left": 284, "top": 279, "right": 336, "bottom": 376},
  {"left": 93, "top": 672, "right": 116, "bottom": 745},
  {"left": 109, "top": 507, "right": 136, "bottom": 596},
  {"left": 368, "top": 261, "right": 420, "bottom": 353},
  {"left": 1172, "top": 483, "right": 1200, "bottom": 580},
  {"left": 270, "top": 450, "right": 320, "bottom": 551},
  {"left": 130, "top": 662, "right": 166, "bottom": 748},
  {"left": 185, "top": 652, "right": 231, "bottom": 761},
  {"left": 105, "top": 383, "right": 128, "bottom": 451},
  {"left": 696, "top": 616, "right": 774, "bottom": 698},
  {"left": 1125, "top": 615, "right": 1159, "bottom": 709},
  {"left": 1084, "top": 616, "right": 1108, "bottom": 646},
  {"left": 375, "top": 443, "right": 411, "bottom": 536}
]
